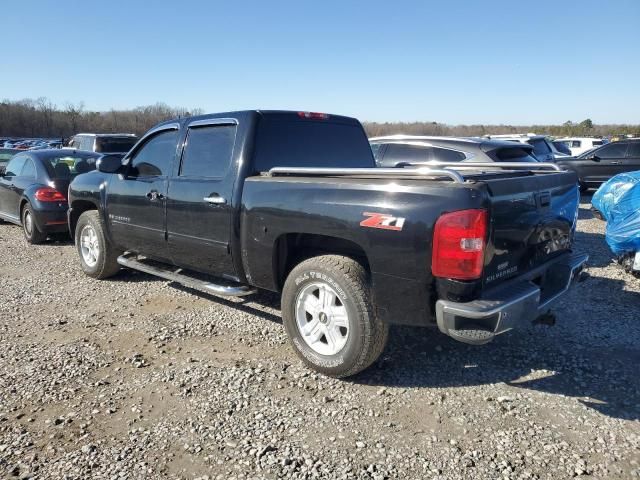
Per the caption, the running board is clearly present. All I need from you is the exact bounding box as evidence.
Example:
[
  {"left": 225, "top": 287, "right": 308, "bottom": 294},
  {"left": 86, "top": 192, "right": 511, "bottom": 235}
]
[{"left": 117, "top": 254, "right": 256, "bottom": 297}]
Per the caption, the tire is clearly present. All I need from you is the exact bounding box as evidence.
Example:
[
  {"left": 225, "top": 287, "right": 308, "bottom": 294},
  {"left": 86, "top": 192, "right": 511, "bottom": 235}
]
[
  {"left": 22, "top": 202, "right": 47, "bottom": 244},
  {"left": 75, "top": 210, "right": 121, "bottom": 279},
  {"left": 281, "top": 255, "right": 388, "bottom": 378}
]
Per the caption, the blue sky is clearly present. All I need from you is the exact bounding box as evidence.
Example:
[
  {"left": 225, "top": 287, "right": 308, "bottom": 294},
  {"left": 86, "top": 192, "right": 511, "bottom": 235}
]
[{"left": 1, "top": 0, "right": 639, "bottom": 124}]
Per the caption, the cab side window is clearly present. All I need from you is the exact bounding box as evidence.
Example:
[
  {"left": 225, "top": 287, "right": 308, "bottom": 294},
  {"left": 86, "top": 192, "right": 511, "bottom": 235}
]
[
  {"left": 180, "top": 125, "right": 237, "bottom": 178},
  {"left": 626, "top": 142, "right": 640, "bottom": 158},
  {"left": 4, "top": 156, "right": 27, "bottom": 177},
  {"left": 129, "top": 130, "right": 178, "bottom": 177},
  {"left": 380, "top": 144, "right": 431, "bottom": 167},
  {"left": 80, "top": 136, "right": 94, "bottom": 151},
  {"left": 432, "top": 147, "right": 466, "bottom": 162},
  {"left": 596, "top": 142, "right": 628, "bottom": 159}
]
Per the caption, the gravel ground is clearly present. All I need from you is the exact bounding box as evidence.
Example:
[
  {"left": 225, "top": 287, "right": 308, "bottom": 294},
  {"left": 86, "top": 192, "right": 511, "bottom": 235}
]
[{"left": 0, "top": 196, "right": 639, "bottom": 480}]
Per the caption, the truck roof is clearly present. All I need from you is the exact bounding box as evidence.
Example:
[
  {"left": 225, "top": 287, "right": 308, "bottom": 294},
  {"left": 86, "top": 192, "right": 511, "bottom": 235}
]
[
  {"left": 159, "top": 110, "right": 362, "bottom": 128},
  {"left": 74, "top": 133, "right": 138, "bottom": 137}
]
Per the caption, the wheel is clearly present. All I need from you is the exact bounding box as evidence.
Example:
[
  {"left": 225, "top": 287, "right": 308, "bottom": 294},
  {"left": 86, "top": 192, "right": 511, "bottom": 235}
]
[
  {"left": 75, "top": 210, "right": 121, "bottom": 279},
  {"left": 281, "top": 255, "right": 388, "bottom": 378},
  {"left": 22, "top": 202, "right": 47, "bottom": 244}
]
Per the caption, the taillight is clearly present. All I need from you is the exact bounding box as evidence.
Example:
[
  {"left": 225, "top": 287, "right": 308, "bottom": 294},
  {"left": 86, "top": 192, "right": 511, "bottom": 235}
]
[
  {"left": 34, "top": 187, "right": 66, "bottom": 202},
  {"left": 297, "top": 111, "right": 329, "bottom": 120},
  {"left": 432, "top": 209, "right": 487, "bottom": 280}
]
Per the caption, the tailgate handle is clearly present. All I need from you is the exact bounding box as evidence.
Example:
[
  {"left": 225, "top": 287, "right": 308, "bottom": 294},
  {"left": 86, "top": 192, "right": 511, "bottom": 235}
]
[{"left": 538, "top": 192, "right": 551, "bottom": 208}]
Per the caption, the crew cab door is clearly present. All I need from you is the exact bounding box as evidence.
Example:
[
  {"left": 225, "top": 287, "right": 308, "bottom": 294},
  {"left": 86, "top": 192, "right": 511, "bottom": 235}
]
[
  {"left": 105, "top": 125, "right": 179, "bottom": 260},
  {"left": 166, "top": 119, "right": 238, "bottom": 276}
]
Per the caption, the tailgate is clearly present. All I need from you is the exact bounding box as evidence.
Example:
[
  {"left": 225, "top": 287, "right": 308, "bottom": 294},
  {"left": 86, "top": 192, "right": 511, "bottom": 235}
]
[{"left": 482, "top": 171, "right": 579, "bottom": 288}]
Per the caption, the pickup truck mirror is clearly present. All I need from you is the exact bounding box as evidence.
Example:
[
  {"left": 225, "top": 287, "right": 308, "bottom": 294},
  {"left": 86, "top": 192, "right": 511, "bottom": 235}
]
[{"left": 97, "top": 154, "right": 124, "bottom": 174}]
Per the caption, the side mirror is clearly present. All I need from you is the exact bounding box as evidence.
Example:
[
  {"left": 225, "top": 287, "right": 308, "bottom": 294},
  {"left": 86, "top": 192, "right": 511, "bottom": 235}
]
[
  {"left": 590, "top": 154, "right": 601, "bottom": 162},
  {"left": 97, "top": 154, "right": 124, "bottom": 173}
]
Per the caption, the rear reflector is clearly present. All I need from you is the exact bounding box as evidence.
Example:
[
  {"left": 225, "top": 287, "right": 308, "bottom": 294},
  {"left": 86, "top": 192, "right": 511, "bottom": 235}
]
[
  {"left": 297, "top": 111, "right": 329, "bottom": 120},
  {"left": 34, "top": 187, "right": 66, "bottom": 202},
  {"left": 432, "top": 209, "right": 487, "bottom": 280}
]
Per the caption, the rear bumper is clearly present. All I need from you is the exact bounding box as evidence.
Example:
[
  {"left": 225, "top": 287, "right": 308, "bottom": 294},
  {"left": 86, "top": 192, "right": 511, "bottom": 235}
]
[
  {"left": 435, "top": 252, "right": 588, "bottom": 345},
  {"left": 33, "top": 209, "right": 69, "bottom": 233}
]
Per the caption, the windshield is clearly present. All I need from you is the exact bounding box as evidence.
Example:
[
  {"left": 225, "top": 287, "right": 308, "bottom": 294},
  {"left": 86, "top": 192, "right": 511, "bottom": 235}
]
[
  {"left": 44, "top": 155, "right": 98, "bottom": 178},
  {"left": 95, "top": 137, "right": 138, "bottom": 153}
]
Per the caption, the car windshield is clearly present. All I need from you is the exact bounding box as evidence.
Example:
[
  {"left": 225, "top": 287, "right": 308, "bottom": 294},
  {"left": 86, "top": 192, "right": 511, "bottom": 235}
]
[
  {"left": 44, "top": 155, "right": 98, "bottom": 178},
  {"left": 95, "top": 137, "right": 138, "bottom": 153}
]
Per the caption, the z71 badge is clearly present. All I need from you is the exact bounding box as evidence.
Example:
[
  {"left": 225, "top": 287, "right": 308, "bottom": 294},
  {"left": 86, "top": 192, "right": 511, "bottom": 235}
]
[{"left": 360, "top": 212, "right": 405, "bottom": 231}]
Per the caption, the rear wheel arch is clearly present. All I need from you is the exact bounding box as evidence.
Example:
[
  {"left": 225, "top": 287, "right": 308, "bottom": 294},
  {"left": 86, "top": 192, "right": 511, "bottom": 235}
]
[
  {"left": 19, "top": 198, "right": 29, "bottom": 219},
  {"left": 273, "top": 233, "right": 371, "bottom": 290},
  {"left": 69, "top": 200, "right": 99, "bottom": 236}
]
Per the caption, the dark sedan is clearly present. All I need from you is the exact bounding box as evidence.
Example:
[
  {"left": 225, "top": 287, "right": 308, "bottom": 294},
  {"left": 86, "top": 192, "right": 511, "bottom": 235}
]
[
  {"left": 556, "top": 139, "right": 640, "bottom": 191},
  {"left": 0, "top": 149, "right": 100, "bottom": 243}
]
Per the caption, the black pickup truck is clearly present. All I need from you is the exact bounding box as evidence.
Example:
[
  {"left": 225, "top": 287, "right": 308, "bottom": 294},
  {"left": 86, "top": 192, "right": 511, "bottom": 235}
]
[{"left": 68, "top": 110, "right": 587, "bottom": 377}]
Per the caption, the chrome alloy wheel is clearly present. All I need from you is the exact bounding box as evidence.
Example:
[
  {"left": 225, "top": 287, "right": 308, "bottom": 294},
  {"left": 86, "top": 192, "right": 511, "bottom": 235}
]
[
  {"left": 80, "top": 224, "right": 100, "bottom": 267},
  {"left": 24, "top": 210, "right": 33, "bottom": 236},
  {"left": 295, "top": 282, "right": 350, "bottom": 356}
]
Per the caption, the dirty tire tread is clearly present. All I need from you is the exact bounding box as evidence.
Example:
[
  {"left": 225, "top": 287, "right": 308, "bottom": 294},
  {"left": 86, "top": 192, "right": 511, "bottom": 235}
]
[
  {"left": 283, "top": 254, "right": 388, "bottom": 378},
  {"left": 75, "top": 210, "right": 121, "bottom": 279}
]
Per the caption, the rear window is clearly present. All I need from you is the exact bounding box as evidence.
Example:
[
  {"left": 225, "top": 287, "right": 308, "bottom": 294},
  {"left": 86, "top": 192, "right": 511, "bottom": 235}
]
[
  {"left": 253, "top": 117, "right": 374, "bottom": 172},
  {"left": 95, "top": 137, "right": 138, "bottom": 154},
  {"left": 493, "top": 147, "right": 538, "bottom": 163},
  {"left": 44, "top": 155, "right": 98, "bottom": 178},
  {"left": 529, "top": 138, "right": 551, "bottom": 155}
]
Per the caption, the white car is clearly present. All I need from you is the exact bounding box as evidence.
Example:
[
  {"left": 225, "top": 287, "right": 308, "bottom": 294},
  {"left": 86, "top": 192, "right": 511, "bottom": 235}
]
[
  {"left": 483, "top": 134, "right": 569, "bottom": 162},
  {"left": 555, "top": 137, "right": 605, "bottom": 156}
]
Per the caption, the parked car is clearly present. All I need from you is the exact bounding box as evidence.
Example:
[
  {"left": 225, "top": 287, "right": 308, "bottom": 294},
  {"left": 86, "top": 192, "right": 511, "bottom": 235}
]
[
  {"left": 64, "top": 133, "right": 139, "bottom": 156},
  {"left": 483, "top": 134, "right": 569, "bottom": 162},
  {"left": 552, "top": 140, "right": 572, "bottom": 156},
  {"left": 555, "top": 139, "right": 640, "bottom": 191},
  {"left": 67, "top": 110, "right": 586, "bottom": 377},
  {"left": 369, "top": 135, "right": 541, "bottom": 166},
  {"left": 0, "top": 149, "right": 100, "bottom": 243},
  {"left": 556, "top": 137, "right": 605, "bottom": 156}
]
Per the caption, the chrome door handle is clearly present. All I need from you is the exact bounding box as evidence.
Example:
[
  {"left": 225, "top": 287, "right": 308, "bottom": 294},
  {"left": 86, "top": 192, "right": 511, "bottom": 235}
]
[
  {"left": 204, "top": 195, "right": 226, "bottom": 205},
  {"left": 610, "top": 161, "right": 621, "bottom": 165},
  {"left": 146, "top": 190, "right": 164, "bottom": 201}
]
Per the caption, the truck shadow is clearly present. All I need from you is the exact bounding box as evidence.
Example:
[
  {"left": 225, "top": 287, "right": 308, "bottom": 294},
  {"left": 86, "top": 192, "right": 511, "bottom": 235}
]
[{"left": 353, "top": 289, "right": 640, "bottom": 421}]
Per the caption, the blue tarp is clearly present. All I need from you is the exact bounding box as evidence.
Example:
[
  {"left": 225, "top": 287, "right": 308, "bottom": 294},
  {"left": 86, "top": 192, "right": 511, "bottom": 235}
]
[{"left": 592, "top": 171, "right": 640, "bottom": 255}]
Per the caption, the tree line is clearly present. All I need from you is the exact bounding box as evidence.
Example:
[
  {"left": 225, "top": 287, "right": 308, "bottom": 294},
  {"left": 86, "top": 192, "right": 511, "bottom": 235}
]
[
  {"left": 363, "top": 118, "right": 640, "bottom": 138},
  {"left": 0, "top": 98, "right": 203, "bottom": 139},
  {"left": 1, "top": 98, "right": 638, "bottom": 139}
]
